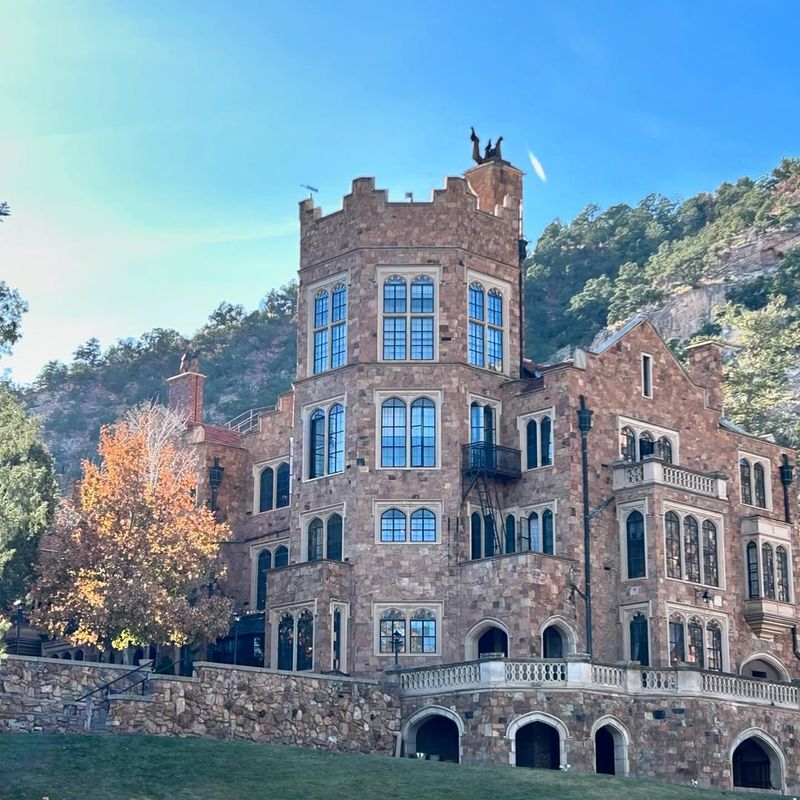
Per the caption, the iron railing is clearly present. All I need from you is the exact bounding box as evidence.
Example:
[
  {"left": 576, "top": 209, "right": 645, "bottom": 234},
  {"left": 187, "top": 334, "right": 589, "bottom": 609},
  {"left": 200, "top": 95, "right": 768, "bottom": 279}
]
[
  {"left": 225, "top": 407, "right": 273, "bottom": 434},
  {"left": 462, "top": 443, "right": 522, "bottom": 480}
]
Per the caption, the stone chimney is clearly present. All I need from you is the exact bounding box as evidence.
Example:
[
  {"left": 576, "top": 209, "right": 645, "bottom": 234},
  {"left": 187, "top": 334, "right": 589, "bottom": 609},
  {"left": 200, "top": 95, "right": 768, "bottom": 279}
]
[
  {"left": 167, "top": 353, "right": 205, "bottom": 424},
  {"left": 685, "top": 341, "right": 724, "bottom": 412},
  {"left": 465, "top": 159, "right": 523, "bottom": 230}
]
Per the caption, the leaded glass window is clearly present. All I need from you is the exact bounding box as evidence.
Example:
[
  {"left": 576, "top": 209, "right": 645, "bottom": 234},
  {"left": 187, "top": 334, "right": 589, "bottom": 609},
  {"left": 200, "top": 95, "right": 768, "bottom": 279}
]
[
  {"left": 706, "top": 622, "right": 722, "bottom": 672},
  {"left": 702, "top": 520, "right": 719, "bottom": 587},
  {"left": 309, "top": 410, "right": 325, "bottom": 479},
  {"left": 747, "top": 541, "right": 760, "bottom": 598},
  {"left": 382, "top": 275, "right": 435, "bottom": 360},
  {"left": 410, "top": 509, "right": 436, "bottom": 542},
  {"left": 381, "top": 399, "right": 406, "bottom": 468},
  {"left": 754, "top": 462, "right": 767, "bottom": 508},
  {"left": 410, "top": 610, "right": 436, "bottom": 653},
  {"left": 687, "top": 618, "right": 704, "bottom": 668},
  {"left": 276, "top": 462, "right": 290, "bottom": 508},
  {"left": 505, "top": 515, "right": 516, "bottom": 554},
  {"left": 684, "top": 516, "right": 700, "bottom": 583},
  {"left": 626, "top": 510, "right": 646, "bottom": 578},
  {"left": 327, "top": 404, "right": 344, "bottom": 474},
  {"left": 326, "top": 513, "right": 343, "bottom": 561},
  {"left": 296, "top": 610, "right": 314, "bottom": 671},
  {"left": 740, "top": 459, "right": 752, "bottom": 505},
  {"left": 379, "top": 609, "right": 405, "bottom": 653},
  {"left": 312, "top": 284, "right": 347, "bottom": 374},
  {"left": 471, "top": 512, "right": 482, "bottom": 560},
  {"left": 629, "top": 612, "right": 649, "bottom": 665},
  {"left": 542, "top": 508, "right": 554, "bottom": 555},
  {"left": 259, "top": 466, "right": 274, "bottom": 512},
  {"left": 256, "top": 549, "right": 271, "bottom": 611},
  {"left": 665, "top": 511, "right": 682, "bottom": 578},
  {"left": 307, "top": 518, "right": 324, "bottom": 561},
  {"left": 274, "top": 545, "right": 289, "bottom": 568},
  {"left": 381, "top": 509, "right": 406, "bottom": 542},
  {"left": 410, "top": 398, "right": 435, "bottom": 467},
  {"left": 669, "top": 615, "right": 685, "bottom": 664},
  {"left": 277, "top": 613, "right": 294, "bottom": 670},
  {"left": 777, "top": 546, "right": 790, "bottom": 602},
  {"left": 762, "top": 543, "right": 776, "bottom": 599}
]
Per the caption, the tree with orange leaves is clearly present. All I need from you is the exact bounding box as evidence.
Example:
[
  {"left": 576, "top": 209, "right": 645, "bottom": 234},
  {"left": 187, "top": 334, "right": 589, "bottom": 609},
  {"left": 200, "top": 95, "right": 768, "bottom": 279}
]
[{"left": 33, "top": 403, "right": 233, "bottom": 653}]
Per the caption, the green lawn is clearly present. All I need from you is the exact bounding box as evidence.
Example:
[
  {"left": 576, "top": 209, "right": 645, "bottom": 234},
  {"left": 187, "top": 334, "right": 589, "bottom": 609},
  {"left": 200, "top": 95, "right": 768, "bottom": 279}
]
[{"left": 0, "top": 733, "right": 777, "bottom": 800}]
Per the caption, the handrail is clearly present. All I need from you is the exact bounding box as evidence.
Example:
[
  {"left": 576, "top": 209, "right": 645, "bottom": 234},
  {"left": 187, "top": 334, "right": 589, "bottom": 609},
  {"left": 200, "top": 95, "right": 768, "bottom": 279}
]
[
  {"left": 225, "top": 406, "right": 273, "bottom": 434},
  {"left": 75, "top": 654, "right": 192, "bottom": 703}
]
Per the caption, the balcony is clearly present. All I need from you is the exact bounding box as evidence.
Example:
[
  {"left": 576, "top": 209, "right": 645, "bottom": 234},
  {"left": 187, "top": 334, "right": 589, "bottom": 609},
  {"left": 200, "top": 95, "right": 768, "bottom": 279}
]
[
  {"left": 612, "top": 457, "right": 727, "bottom": 500},
  {"left": 461, "top": 443, "right": 522, "bottom": 481},
  {"left": 744, "top": 599, "right": 796, "bottom": 639}
]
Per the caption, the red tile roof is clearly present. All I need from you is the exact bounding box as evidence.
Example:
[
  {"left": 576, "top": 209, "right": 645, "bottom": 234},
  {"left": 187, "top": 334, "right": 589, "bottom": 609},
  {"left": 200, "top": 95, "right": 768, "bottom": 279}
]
[{"left": 188, "top": 423, "right": 244, "bottom": 449}]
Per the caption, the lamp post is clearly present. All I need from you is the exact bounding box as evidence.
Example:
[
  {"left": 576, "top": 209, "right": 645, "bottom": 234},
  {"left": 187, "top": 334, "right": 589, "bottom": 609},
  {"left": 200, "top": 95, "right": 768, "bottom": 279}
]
[
  {"left": 779, "top": 455, "right": 794, "bottom": 524},
  {"left": 577, "top": 395, "right": 594, "bottom": 657},
  {"left": 12, "top": 599, "right": 23, "bottom": 656},
  {"left": 391, "top": 629, "right": 404, "bottom": 668},
  {"left": 232, "top": 612, "right": 241, "bottom": 666}
]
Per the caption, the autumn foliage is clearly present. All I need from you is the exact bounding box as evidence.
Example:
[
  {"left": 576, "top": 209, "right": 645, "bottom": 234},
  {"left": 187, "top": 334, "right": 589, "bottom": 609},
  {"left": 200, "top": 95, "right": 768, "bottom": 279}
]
[{"left": 34, "top": 404, "right": 233, "bottom": 652}]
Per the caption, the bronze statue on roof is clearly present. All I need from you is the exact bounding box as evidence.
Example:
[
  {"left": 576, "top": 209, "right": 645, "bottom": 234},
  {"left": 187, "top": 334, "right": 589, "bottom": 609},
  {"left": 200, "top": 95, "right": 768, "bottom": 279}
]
[
  {"left": 180, "top": 349, "right": 200, "bottom": 373},
  {"left": 470, "top": 127, "right": 504, "bottom": 164}
]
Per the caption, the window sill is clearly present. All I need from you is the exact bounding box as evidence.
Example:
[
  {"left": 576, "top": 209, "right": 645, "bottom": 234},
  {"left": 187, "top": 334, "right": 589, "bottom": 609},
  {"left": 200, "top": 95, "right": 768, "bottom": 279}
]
[
  {"left": 665, "top": 576, "right": 725, "bottom": 592},
  {"left": 522, "top": 464, "right": 555, "bottom": 474},
  {"left": 303, "top": 472, "right": 344, "bottom": 484},
  {"left": 376, "top": 539, "right": 439, "bottom": 545}
]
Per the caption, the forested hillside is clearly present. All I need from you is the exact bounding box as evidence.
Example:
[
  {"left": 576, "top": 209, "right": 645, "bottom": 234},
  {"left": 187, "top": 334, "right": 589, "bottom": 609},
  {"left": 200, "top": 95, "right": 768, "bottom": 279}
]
[{"left": 21, "top": 159, "right": 800, "bottom": 480}]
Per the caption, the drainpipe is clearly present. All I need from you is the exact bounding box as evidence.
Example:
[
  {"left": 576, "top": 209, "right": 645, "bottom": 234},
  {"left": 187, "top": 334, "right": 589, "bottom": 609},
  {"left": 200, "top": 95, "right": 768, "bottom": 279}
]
[
  {"left": 577, "top": 395, "right": 594, "bottom": 656},
  {"left": 779, "top": 455, "right": 794, "bottom": 524},
  {"left": 518, "top": 238, "right": 528, "bottom": 377}
]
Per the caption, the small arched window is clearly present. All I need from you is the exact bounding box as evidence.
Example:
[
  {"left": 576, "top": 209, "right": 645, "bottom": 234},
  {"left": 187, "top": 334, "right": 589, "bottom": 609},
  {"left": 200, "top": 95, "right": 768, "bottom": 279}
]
[
  {"left": 687, "top": 618, "right": 704, "bottom": 668},
  {"left": 307, "top": 518, "right": 324, "bottom": 561},
  {"left": 379, "top": 609, "right": 405, "bottom": 653},
  {"left": 626, "top": 510, "right": 646, "bottom": 579},
  {"left": 620, "top": 427, "right": 636, "bottom": 462},
  {"left": 381, "top": 509, "right": 406, "bottom": 542},
  {"left": 754, "top": 463, "right": 767, "bottom": 508},
  {"left": 274, "top": 545, "right": 289, "bottom": 568},
  {"left": 410, "top": 508, "right": 436, "bottom": 542},
  {"left": 762, "top": 543, "right": 776, "bottom": 599},
  {"left": 747, "top": 541, "right": 760, "bottom": 598},
  {"left": 327, "top": 513, "right": 343, "bottom": 561},
  {"left": 410, "top": 609, "right": 437, "bottom": 653},
  {"left": 411, "top": 275, "right": 434, "bottom": 312},
  {"left": 668, "top": 614, "right": 685, "bottom": 664},
  {"left": 384, "top": 275, "right": 407, "bottom": 312},
  {"left": 629, "top": 612, "right": 649, "bottom": 665},
  {"left": 638, "top": 431, "right": 655, "bottom": 458},
  {"left": 296, "top": 610, "right": 314, "bottom": 671},
  {"left": 542, "top": 625, "right": 564, "bottom": 658},
  {"left": 259, "top": 467, "right": 274, "bottom": 512},
  {"left": 542, "top": 509, "right": 554, "bottom": 555},
  {"left": 526, "top": 419, "right": 539, "bottom": 469},
  {"left": 776, "top": 546, "right": 790, "bottom": 603},
  {"left": 657, "top": 436, "right": 673, "bottom": 463},
  {"left": 471, "top": 512, "right": 482, "bottom": 560},
  {"left": 702, "top": 520, "right": 719, "bottom": 587},
  {"left": 276, "top": 462, "right": 291, "bottom": 508},
  {"left": 665, "top": 511, "right": 682, "bottom": 578},
  {"left": 484, "top": 514, "right": 496, "bottom": 558},
  {"left": 74, "top": 649, "right": 84, "bottom": 661},
  {"left": 308, "top": 409, "right": 326, "bottom": 479},
  {"left": 505, "top": 515, "right": 516, "bottom": 555},
  {"left": 740, "top": 459, "right": 752, "bottom": 505},
  {"left": 277, "top": 613, "right": 294, "bottom": 670},
  {"left": 540, "top": 416, "right": 553, "bottom": 467},
  {"left": 256, "top": 549, "right": 272, "bottom": 610},
  {"left": 706, "top": 621, "right": 723, "bottom": 672},
  {"left": 527, "top": 511, "right": 540, "bottom": 552},
  {"left": 684, "top": 516, "right": 700, "bottom": 583},
  {"left": 327, "top": 404, "right": 345, "bottom": 475}
]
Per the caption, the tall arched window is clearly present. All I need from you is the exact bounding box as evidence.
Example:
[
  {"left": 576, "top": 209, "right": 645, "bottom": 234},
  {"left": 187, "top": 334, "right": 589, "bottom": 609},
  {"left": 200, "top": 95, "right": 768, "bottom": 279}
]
[
  {"left": 379, "top": 609, "right": 405, "bottom": 653},
  {"left": 471, "top": 512, "right": 482, "bottom": 560},
  {"left": 259, "top": 466, "right": 274, "bottom": 512},
  {"left": 505, "top": 515, "right": 516, "bottom": 554},
  {"left": 740, "top": 458, "right": 752, "bottom": 505},
  {"left": 381, "top": 398, "right": 406, "bottom": 467},
  {"left": 410, "top": 398, "right": 435, "bottom": 467},
  {"left": 256, "top": 549, "right": 271, "bottom": 611},
  {"left": 327, "top": 513, "right": 343, "bottom": 561},
  {"left": 629, "top": 613, "right": 649, "bottom": 665},
  {"left": 312, "top": 284, "right": 347, "bottom": 374},
  {"left": 327, "top": 404, "right": 344, "bottom": 474},
  {"left": 468, "top": 283, "right": 485, "bottom": 366},
  {"left": 275, "top": 462, "right": 291, "bottom": 508},
  {"left": 277, "top": 613, "right": 294, "bottom": 670},
  {"left": 528, "top": 511, "right": 540, "bottom": 552},
  {"left": 330, "top": 284, "right": 347, "bottom": 368},
  {"left": 665, "top": 511, "right": 682, "bottom": 578},
  {"left": 307, "top": 518, "right": 324, "bottom": 561},
  {"left": 687, "top": 618, "right": 704, "bottom": 668},
  {"left": 486, "top": 289, "right": 504, "bottom": 370},
  {"left": 626, "top": 510, "right": 646, "bottom": 579},
  {"left": 762, "top": 543, "right": 776, "bottom": 599},
  {"left": 620, "top": 427, "right": 636, "bottom": 462},
  {"left": 410, "top": 609, "right": 437, "bottom": 653},
  {"left": 383, "top": 276, "right": 407, "bottom": 360},
  {"left": 684, "top": 516, "right": 700, "bottom": 583},
  {"left": 470, "top": 402, "right": 495, "bottom": 447},
  {"left": 296, "top": 610, "right": 314, "bottom": 671},
  {"left": 526, "top": 419, "right": 539, "bottom": 469},
  {"left": 410, "top": 509, "right": 436, "bottom": 542},
  {"left": 702, "top": 520, "right": 719, "bottom": 586},
  {"left": 410, "top": 276, "right": 435, "bottom": 360},
  {"left": 313, "top": 290, "right": 329, "bottom": 374},
  {"left": 484, "top": 514, "right": 496, "bottom": 558},
  {"left": 754, "top": 463, "right": 767, "bottom": 508},
  {"left": 638, "top": 431, "right": 654, "bottom": 458},
  {"left": 539, "top": 416, "right": 553, "bottom": 467},
  {"left": 308, "top": 409, "right": 326, "bottom": 479},
  {"left": 657, "top": 436, "right": 673, "bottom": 463},
  {"left": 274, "top": 545, "right": 289, "bottom": 568},
  {"left": 747, "top": 541, "right": 760, "bottom": 598},
  {"left": 776, "top": 546, "right": 790, "bottom": 602},
  {"left": 706, "top": 621, "right": 723, "bottom": 672},
  {"left": 668, "top": 614, "right": 685, "bottom": 664},
  {"left": 381, "top": 509, "right": 406, "bottom": 542},
  {"left": 542, "top": 509, "right": 554, "bottom": 555}
]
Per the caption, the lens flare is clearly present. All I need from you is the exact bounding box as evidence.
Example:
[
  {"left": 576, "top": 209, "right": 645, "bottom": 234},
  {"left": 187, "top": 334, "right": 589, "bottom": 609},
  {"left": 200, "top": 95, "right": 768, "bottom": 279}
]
[{"left": 528, "top": 150, "right": 547, "bottom": 182}]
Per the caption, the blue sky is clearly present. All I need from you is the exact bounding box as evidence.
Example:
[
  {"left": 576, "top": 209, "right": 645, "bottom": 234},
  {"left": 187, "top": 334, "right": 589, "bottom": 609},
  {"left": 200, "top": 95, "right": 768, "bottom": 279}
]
[{"left": 1, "top": 1, "right": 798, "bottom": 383}]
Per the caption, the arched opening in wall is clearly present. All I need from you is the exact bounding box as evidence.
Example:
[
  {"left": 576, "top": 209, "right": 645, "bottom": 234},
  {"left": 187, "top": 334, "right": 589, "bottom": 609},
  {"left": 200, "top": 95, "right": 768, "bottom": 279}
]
[
  {"left": 733, "top": 737, "right": 783, "bottom": 790},
  {"left": 415, "top": 716, "right": 460, "bottom": 763},
  {"left": 740, "top": 655, "right": 788, "bottom": 682},
  {"left": 542, "top": 625, "right": 565, "bottom": 658},
  {"left": 515, "top": 722, "right": 560, "bottom": 769},
  {"left": 478, "top": 627, "right": 508, "bottom": 658},
  {"left": 74, "top": 649, "right": 84, "bottom": 661},
  {"left": 595, "top": 727, "right": 616, "bottom": 774}
]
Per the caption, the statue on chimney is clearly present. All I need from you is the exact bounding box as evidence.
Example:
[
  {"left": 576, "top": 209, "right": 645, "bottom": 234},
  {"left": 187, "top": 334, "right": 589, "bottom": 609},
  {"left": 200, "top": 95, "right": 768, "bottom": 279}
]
[
  {"left": 180, "top": 349, "right": 200, "bottom": 374},
  {"left": 471, "top": 128, "right": 504, "bottom": 164}
]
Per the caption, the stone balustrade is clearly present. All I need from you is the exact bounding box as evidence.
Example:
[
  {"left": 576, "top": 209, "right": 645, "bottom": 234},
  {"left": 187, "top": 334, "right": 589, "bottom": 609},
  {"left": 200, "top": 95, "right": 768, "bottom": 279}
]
[
  {"left": 613, "top": 458, "right": 727, "bottom": 499},
  {"left": 397, "top": 657, "right": 798, "bottom": 708}
]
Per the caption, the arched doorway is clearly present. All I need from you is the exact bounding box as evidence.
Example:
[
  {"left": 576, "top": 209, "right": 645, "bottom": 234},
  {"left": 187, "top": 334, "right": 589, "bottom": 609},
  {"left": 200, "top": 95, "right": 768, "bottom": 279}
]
[
  {"left": 416, "top": 716, "right": 460, "bottom": 763},
  {"left": 542, "top": 626, "right": 565, "bottom": 658},
  {"left": 478, "top": 627, "right": 508, "bottom": 657},
  {"left": 595, "top": 727, "right": 616, "bottom": 774},
  {"left": 515, "top": 722, "right": 560, "bottom": 769},
  {"left": 733, "top": 737, "right": 781, "bottom": 790},
  {"left": 591, "top": 718, "right": 630, "bottom": 776}
]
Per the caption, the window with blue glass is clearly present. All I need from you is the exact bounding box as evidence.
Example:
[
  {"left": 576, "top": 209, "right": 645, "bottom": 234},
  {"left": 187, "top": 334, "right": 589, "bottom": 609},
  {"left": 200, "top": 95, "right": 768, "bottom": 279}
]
[
  {"left": 381, "top": 508, "right": 407, "bottom": 542},
  {"left": 381, "top": 399, "right": 407, "bottom": 467},
  {"left": 410, "top": 610, "right": 437, "bottom": 653},
  {"left": 258, "top": 461, "right": 290, "bottom": 512},
  {"left": 312, "top": 283, "right": 347, "bottom": 374},
  {"left": 410, "top": 398, "right": 436, "bottom": 467},
  {"left": 306, "top": 513, "right": 344, "bottom": 561},
  {"left": 306, "top": 403, "right": 345, "bottom": 479},
  {"left": 327, "top": 404, "right": 344, "bottom": 474},
  {"left": 410, "top": 508, "right": 436, "bottom": 542},
  {"left": 380, "top": 395, "right": 437, "bottom": 468},
  {"left": 468, "top": 282, "right": 505, "bottom": 370},
  {"left": 382, "top": 274, "right": 435, "bottom": 361}
]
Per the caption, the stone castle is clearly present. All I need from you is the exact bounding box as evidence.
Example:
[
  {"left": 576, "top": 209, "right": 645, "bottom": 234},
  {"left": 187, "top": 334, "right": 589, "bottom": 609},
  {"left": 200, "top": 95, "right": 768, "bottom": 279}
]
[{"left": 31, "top": 142, "right": 800, "bottom": 789}]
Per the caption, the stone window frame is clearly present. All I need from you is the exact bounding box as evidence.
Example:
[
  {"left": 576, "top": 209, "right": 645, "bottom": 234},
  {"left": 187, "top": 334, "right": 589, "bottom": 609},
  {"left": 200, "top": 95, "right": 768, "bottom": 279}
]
[
  {"left": 665, "top": 602, "right": 731, "bottom": 672},
  {"left": 374, "top": 389, "right": 442, "bottom": 471},
  {"left": 619, "top": 601, "right": 652, "bottom": 666},
  {"left": 517, "top": 500, "right": 558, "bottom": 556},
  {"left": 372, "top": 500, "right": 443, "bottom": 545},
  {"left": 742, "top": 520, "right": 793, "bottom": 604},
  {"left": 301, "top": 394, "right": 347, "bottom": 482},
  {"left": 269, "top": 599, "right": 317, "bottom": 672},
  {"left": 617, "top": 499, "right": 649, "bottom": 581},
  {"left": 372, "top": 602, "right": 443, "bottom": 657},
  {"left": 300, "top": 503, "right": 346, "bottom": 562},
  {"left": 517, "top": 407, "right": 555, "bottom": 472},
  {"left": 618, "top": 415, "right": 680, "bottom": 464},
  {"left": 738, "top": 451, "right": 773, "bottom": 511},
  {"left": 468, "top": 392, "right": 502, "bottom": 447},
  {"left": 252, "top": 455, "right": 291, "bottom": 515},
  {"left": 376, "top": 265, "right": 441, "bottom": 364},
  {"left": 661, "top": 501, "right": 726, "bottom": 590},
  {"left": 306, "top": 271, "right": 349, "bottom": 376},
  {"left": 249, "top": 537, "right": 290, "bottom": 610},
  {"left": 466, "top": 269, "right": 512, "bottom": 376},
  {"left": 329, "top": 601, "right": 349, "bottom": 673},
  {"left": 641, "top": 352, "right": 654, "bottom": 399}
]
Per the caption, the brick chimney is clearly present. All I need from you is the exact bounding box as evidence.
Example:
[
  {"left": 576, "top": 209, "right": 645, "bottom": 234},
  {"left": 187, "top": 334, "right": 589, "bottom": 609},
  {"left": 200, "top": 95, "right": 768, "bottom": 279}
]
[
  {"left": 685, "top": 341, "right": 724, "bottom": 412},
  {"left": 167, "top": 355, "right": 205, "bottom": 424},
  {"left": 465, "top": 159, "right": 523, "bottom": 229}
]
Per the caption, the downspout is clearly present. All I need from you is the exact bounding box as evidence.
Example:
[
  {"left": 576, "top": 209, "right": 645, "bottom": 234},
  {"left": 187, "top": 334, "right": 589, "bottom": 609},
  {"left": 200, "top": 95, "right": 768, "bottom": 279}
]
[
  {"left": 577, "top": 395, "right": 594, "bottom": 656},
  {"left": 518, "top": 237, "right": 528, "bottom": 376}
]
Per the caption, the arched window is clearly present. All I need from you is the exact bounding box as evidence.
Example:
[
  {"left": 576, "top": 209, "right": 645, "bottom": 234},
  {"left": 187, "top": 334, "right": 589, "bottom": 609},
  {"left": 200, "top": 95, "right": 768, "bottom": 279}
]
[
  {"left": 381, "top": 398, "right": 406, "bottom": 467},
  {"left": 327, "top": 404, "right": 344, "bottom": 475},
  {"left": 526, "top": 419, "right": 539, "bottom": 469},
  {"left": 470, "top": 402, "right": 495, "bottom": 447},
  {"left": 468, "top": 283, "right": 485, "bottom": 366},
  {"left": 540, "top": 416, "right": 552, "bottom": 467},
  {"left": 486, "top": 289, "right": 504, "bottom": 369},
  {"left": 542, "top": 626, "right": 564, "bottom": 658},
  {"left": 410, "top": 609, "right": 437, "bottom": 653},
  {"left": 259, "top": 467, "right": 274, "bottom": 512},
  {"left": 687, "top": 618, "right": 704, "bottom": 668},
  {"left": 307, "top": 518, "right": 324, "bottom": 561},
  {"left": 274, "top": 545, "right": 289, "bottom": 568},
  {"left": 702, "top": 520, "right": 719, "bottom": 587},
  {"left": 528, "top": 512, "right": 540, "bottom": 552},
  {"left": 381, "top": 508, "right": 406, "bottom": 542},
  {"left": 657, "top": 436, "right": 673, "bottom": 463},
  {"left": 296, "top": 610, "right": 314, "bottom": 671},
  {"left": 308, "top": 409, "right": 326, "bottom": 479},
  {"left": 684, "top": 516, "right": 700, "bottom": 583},
  {"left": 665, "top": 511, "right": 682, "bottom": 578},
  {"left": 471, "top": 512, "right": 482, "bottom": 560},
  {"left": 410, "top": 509, "right": 436, "bottom": 542},
  {"left": 629, "top": 613, "right": 649, "bottom": 665},
  {"left": 410, "top": 276, "right": 435, "bottom": 360},
  {"left": 706, "top": 621, "right": 723, "bottom": 672},
  {"left": 762, "top": 543, "right": 776, "bottom": 599},
  {"left": 542, "top": 509, "right": 554, "bottom": 555},
  {"left": 483, "top": 514, "right": 496, "bottom": 558},
  {"left": 776, "top": 546, "right": 790, "bottom": 602},
  {"left": 668, "top": 614, "right": 685, "bottom": 664},
  {"left": 330, "top": 284, "right": 348, "bottom": 368},
  {"left": 313, "top": 290, "right": 329, "bottom": 373},
  {"left": 733, "top": 737, "right": 781, "bottom": 790},
  {"left": 379, "top": 609, "right": 405, "bottom": 653},
  {"left": 740, "top": 459, "right": 752, "bottom": 505},
  {"left": 620, "top": 427, "right": 636, "bottom": 462},
  {"left": 326, "top": 513, "right": 343, "bottom": 561},
  {"left": 754, "top": 463, "right": 767, "bottom": 508},
  {"left": 383, "top": 276, "right": 407, "bottom": 360},
  {"left": 383, "top": 275, "right": 436, "bottom": 361},
  {"left": 638, "top": 431, "right": 654, "bottom": 458},
  {"left": 626, "top": 510, "right": 645, "bottom": 579},
  {"left": 505, "top": 515, "right": 516, "bottom": 554},
  {"left": 410, "top": 398, "right": 435, "bottom": 467},
  {"left": 277, "top": 613, "right": 294, "bottom": 670},
  {"left": 63, "top": 651, "right": 72, "bottom": 660},
  {"left": 275, "top": 462, "right": 290, "bottom": 508},
  {"left": 74, "top": 649, "right": 84, "bottom": 661},
  {"left": 256, "top": 549, "right": 272, "bottom": 611},
  {"left": 747, "top": 541, "right": 760, "bottom": 598}
]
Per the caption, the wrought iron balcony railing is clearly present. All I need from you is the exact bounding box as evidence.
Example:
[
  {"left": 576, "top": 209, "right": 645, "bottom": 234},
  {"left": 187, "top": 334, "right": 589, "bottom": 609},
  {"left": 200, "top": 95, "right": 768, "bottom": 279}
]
[{"left": 462, "top": 443, "right": 522, "bottom": 480}]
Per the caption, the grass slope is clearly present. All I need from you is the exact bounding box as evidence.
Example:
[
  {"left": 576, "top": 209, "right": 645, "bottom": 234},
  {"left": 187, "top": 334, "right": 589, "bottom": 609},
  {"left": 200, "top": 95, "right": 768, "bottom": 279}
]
[{"left": 0, "top": 733, "right": 778, "bottom": 800}]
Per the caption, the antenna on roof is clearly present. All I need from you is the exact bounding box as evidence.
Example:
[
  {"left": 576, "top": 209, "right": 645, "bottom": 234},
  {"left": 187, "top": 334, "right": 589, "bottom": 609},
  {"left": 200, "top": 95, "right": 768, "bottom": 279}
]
[
  {"left": 405, "top": 192, "right": 414, "bottom": 203},
  {"left": 300, "top": 184, "right": 318, "bottom": 200}
]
